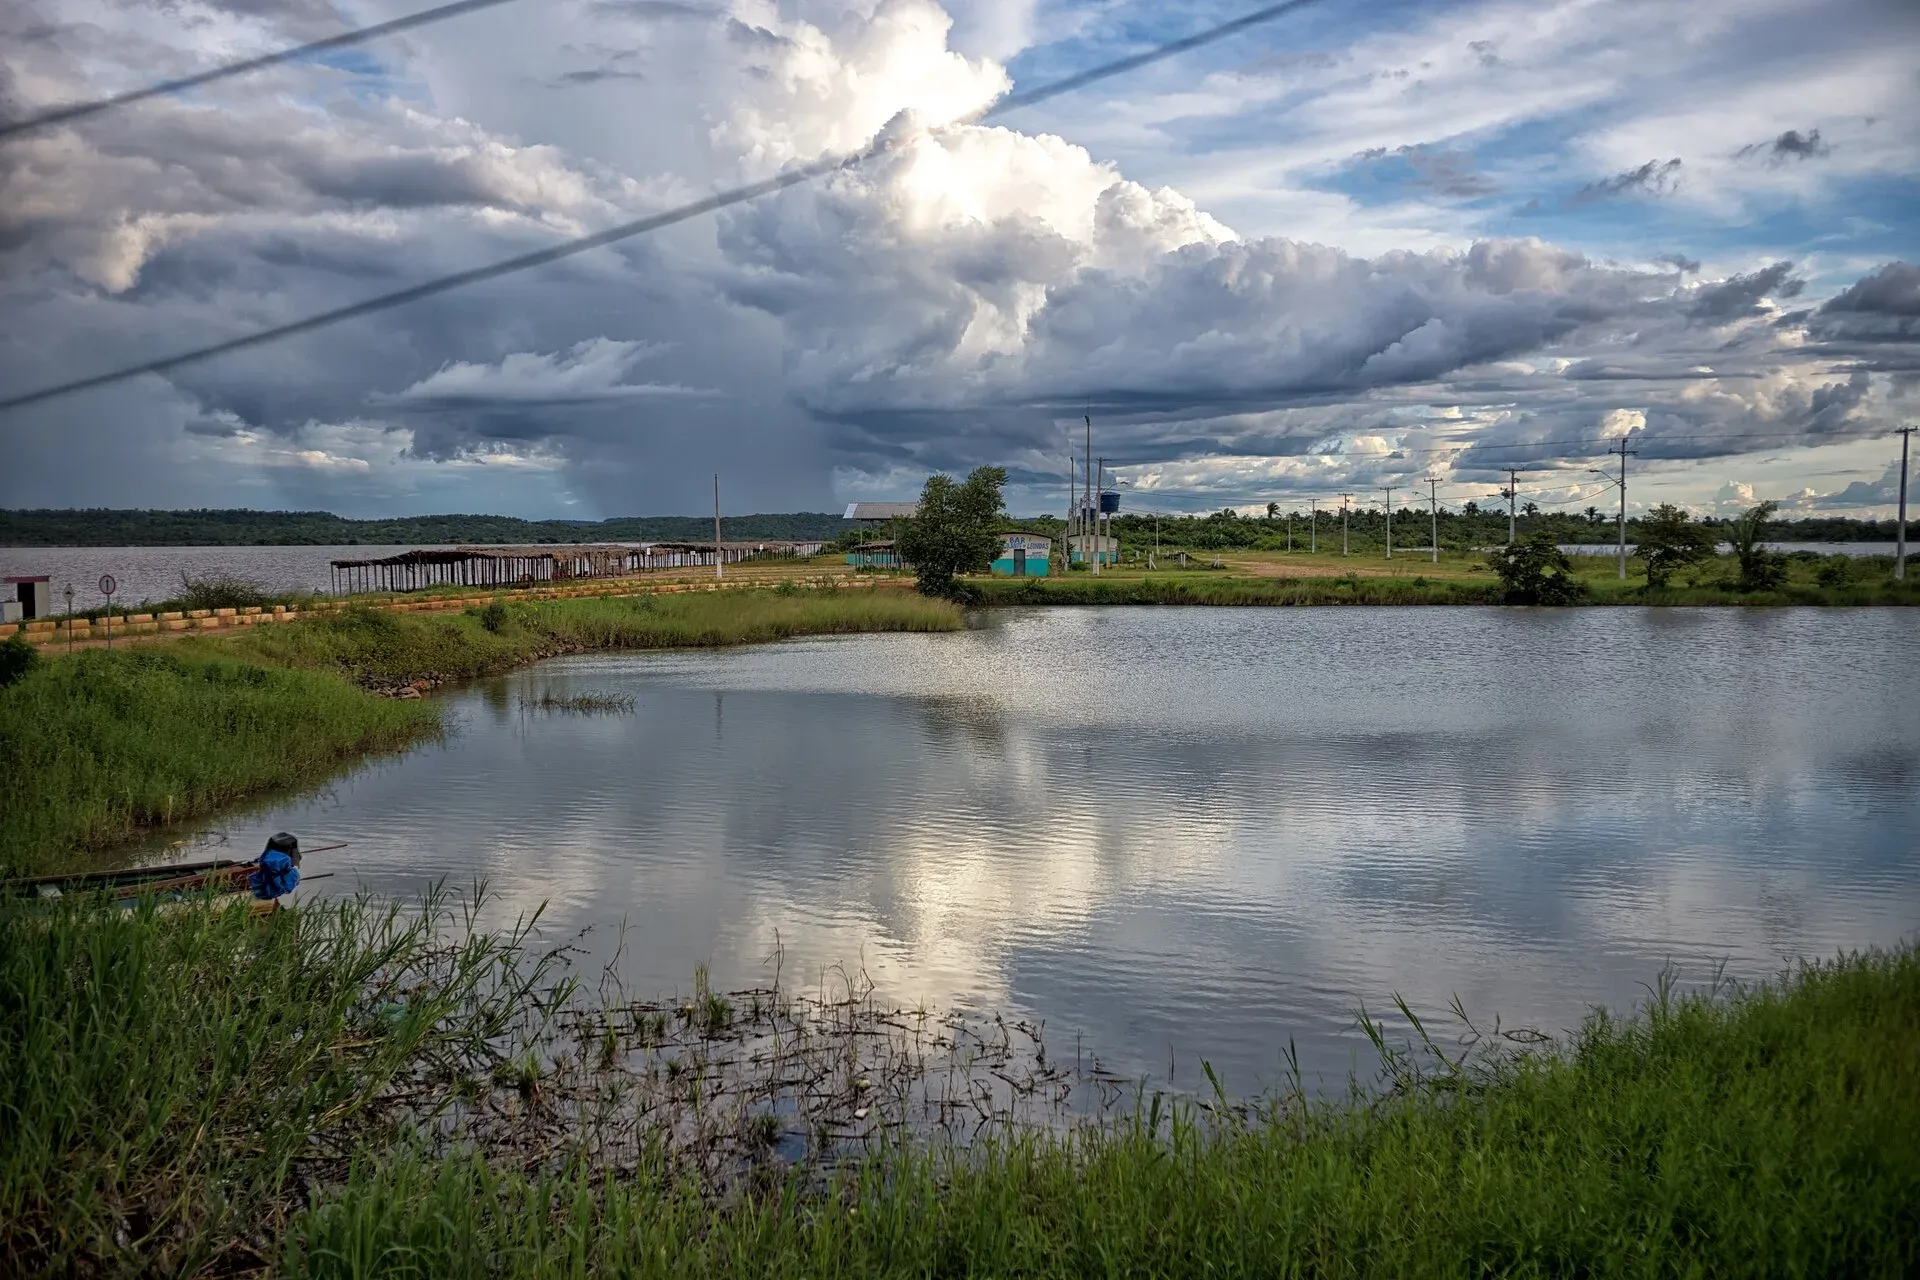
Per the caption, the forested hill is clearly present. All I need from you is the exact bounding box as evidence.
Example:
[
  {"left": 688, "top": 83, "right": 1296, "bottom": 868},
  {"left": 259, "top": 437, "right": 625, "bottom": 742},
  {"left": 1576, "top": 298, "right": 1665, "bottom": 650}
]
[{"left": 0, "top": 509, "right": 851, "bottom": 547}]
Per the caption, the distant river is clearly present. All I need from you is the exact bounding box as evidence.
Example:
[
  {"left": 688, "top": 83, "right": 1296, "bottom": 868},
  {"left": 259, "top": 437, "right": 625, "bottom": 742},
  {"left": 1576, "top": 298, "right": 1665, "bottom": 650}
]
[
  {"left": 0, "top": 545, "right": 446, "bottom": 607},
  {"left": 155, "top": 607, "right": 1920, "bottom": 1094}
]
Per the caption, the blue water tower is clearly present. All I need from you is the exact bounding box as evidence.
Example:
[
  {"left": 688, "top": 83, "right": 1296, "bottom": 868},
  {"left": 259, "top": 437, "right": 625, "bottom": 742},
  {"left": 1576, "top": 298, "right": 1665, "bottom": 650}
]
[{"left": 1099, "top": 490, "right": 1122, "bottom": 514}]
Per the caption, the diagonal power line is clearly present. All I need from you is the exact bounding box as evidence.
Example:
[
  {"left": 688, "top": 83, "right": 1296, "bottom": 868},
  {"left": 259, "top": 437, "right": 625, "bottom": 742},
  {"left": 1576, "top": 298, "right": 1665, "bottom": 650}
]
[
  {"left": 0, "top": 0, "right": 1326, "bottom": 413},
  {"left": 0, "top": 0, "right": 521, "bottom": 142}
]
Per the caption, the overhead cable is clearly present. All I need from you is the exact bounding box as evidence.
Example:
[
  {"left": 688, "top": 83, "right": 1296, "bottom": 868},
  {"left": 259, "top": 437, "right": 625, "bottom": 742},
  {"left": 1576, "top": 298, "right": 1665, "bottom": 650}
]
[
  {"left": 0, "top": 0, "right": 521, "bottom": 142},
  {"left": 0, "top": 0, "right": 1325, "bottom": 413}
]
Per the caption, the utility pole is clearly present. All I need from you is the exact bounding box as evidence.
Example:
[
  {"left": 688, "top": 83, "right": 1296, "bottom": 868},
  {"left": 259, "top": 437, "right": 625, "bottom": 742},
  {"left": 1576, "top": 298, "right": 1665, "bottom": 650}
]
[
  {"left": 713, "top": 473, "right": 723, "bottom": 580},
  {"left": 1897, "top": 426, "right": 1915, "bottom": 581},
  {"left": 1309, "top": 498, "right": 1318, "bottom": 554},
  {"left": 1503, "top": 469, "right": 1522, "bottom": 546},
  {"left": 1608, "top": 440, "right": 1637, "bottom": 580},
  {"left": 1094, "top": 456, "right": 1108, "bottom": 575},
  {"left": 1380, "top": 486, "right": 1396, "bottom": 559},
  {"left": 1424, "top": 478, "right": 1440, "bottom": 565},
  {"left": 1286, "top": 510, "right": 1293, "bottom": 553},
  {"left": 1339, "top": 493, "right": 1353, "bottom": 555}
]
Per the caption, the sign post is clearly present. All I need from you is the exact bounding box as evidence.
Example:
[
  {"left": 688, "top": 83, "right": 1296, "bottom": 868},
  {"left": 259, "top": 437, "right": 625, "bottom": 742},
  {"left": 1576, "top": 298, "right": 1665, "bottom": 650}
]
[{"left": 98, "top": 574, "right": 117, "bottom": 648}]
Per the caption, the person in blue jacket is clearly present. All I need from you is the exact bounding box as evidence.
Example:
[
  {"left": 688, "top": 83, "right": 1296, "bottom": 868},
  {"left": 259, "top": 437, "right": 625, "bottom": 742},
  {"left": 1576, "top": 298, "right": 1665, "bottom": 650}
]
[{"left": 250, "top": 832, "right": 301, "bottom": 900}]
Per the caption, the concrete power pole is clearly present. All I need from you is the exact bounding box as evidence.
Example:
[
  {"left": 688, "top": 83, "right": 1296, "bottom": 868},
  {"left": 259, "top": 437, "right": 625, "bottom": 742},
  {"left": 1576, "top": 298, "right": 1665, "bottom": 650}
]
[
  {"left": 1094, "top": 456, "right": 1108, "bottom": 576},
  {"left": 1309, "top": 498, "right": 1318, "bottom": 554},
  {"left": 1424, "top": 478, "right": 1440, "bottom": 565},
  {"left": 1339, "top": 493, "right": 1353, "bottom": 556},
  {"left": 1608, "top": 440, "right": 1638, "bottom": 580},
  {"left": 1504, "top": 468, "right": 1522, "bottom": 546},
  {"left": 1897, "top": 426, "right": 1915, "bottom": 581},
  {"left": 1380, "top": 486, "right": 1396, "bottom": 560},
  {"left": 713, "top": 473, "right": 723, "bottom": 581}
]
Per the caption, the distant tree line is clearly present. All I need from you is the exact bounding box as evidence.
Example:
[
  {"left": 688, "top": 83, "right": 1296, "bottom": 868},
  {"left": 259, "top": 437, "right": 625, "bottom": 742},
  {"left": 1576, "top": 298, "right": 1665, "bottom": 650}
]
[
  {"left": 1002, "top": 506, "right": 1901, "bottom": 554},
  {"left": 0, "top": 508, "right": 852, "bottom": 547}
]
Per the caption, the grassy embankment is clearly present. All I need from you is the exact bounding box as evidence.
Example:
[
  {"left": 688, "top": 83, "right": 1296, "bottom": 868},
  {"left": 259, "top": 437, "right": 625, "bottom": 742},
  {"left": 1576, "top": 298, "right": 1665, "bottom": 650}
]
[
  {"left": 974, "top": 549, "right": 1920, "bottom": 606},
  {"left": 0, "top": 589, "right": 961, "bottom": 877},
  {"left": 2, "top": 888, "right": 1913, "bottom": 1277}
]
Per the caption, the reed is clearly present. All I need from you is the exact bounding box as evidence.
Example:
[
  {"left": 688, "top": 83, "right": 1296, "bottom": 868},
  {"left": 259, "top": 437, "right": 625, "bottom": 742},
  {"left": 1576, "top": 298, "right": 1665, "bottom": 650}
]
[
  {"left": 0, "top": 648, "right": 433, "bottom": 877},
  {"left": 5, "top": 881, "right": 1912, "bottom": 1277},
  {"left": 285, "top": 941, "right": 1920, "bottom": 1278},
  {"left": 518, "top": 691, "right": 637, "bottom": 714}
]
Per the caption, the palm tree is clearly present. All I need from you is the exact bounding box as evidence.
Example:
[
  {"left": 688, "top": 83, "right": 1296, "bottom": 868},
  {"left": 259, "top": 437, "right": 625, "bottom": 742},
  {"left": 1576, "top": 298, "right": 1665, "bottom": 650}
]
[
  {"left": 1584, "top": 506, "right": 1602, "bottom": 525},
  {"left": 1265, "top": 502, "right": 1278, "bottom": 521}
]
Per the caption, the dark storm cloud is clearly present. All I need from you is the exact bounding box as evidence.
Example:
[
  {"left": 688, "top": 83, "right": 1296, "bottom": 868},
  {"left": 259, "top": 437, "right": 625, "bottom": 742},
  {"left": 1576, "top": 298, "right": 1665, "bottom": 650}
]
[
  {"left": 1736, "top": 128, "right": 1831, "bottom": 163},
  {"left": 1806, "top": 261, "right": 1920, "bottom": 345},
  {"left": 1657, "top": 253, "right": 1701, "bottom": 273},
  {"left": 1688, "top": 261, "right": 1804, "bottom": 320},
  {"left": 1566, "top": 157, "right": 1681, "bottom": 207}
]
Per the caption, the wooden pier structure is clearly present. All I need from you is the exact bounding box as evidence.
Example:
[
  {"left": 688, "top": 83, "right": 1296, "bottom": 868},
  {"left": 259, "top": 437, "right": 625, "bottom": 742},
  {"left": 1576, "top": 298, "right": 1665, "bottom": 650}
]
[{"left": 329, "top": 541, "right": 826, "bottom": 594}]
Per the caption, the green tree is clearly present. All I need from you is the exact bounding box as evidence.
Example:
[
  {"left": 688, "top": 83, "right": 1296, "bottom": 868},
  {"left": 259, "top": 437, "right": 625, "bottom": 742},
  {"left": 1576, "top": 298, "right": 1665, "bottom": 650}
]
[
  {"left": 1489, "top": 532, "right": 1588, "bottom": 605},
  {"left": 1634, "top": 504, "right": 1716, "bottom": 588},
  {"left": 895, "top": 466, "right": 1007, "bottom": 598},
  {"left": 1727, "top": 500, "right": 1789, "bottom": 592}
]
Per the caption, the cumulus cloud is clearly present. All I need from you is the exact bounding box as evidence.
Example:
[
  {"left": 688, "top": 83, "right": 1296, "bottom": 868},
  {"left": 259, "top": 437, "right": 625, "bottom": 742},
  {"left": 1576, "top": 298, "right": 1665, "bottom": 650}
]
[{"left": 0, "top": 0, "right": 1916, "bottom": 520}]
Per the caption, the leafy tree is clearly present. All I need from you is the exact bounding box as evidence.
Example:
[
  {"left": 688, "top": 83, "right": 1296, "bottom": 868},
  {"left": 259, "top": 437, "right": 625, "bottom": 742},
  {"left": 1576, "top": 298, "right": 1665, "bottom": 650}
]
[
  {"left": 1489, "top": 532, "right": 1588, "bottom": 605},
  {"left": 1728, "top": 500, "right": 1789, "bottom": 592},
  {"left": 1633, "top": 504, "right": 1716, "bottom": 588},
  {"left": 895, "top": 466, "right": 1007, "bottom": 598}
]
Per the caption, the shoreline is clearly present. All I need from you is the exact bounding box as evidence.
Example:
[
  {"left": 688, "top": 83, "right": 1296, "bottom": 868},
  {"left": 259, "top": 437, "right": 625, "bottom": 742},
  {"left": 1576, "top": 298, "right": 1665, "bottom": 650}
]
[
  {"left": 5, "top": 888, "right": 1912, "bottom": 1276},
  {"left": 0, "top": 588, "right": 962, "bottom": 878}
]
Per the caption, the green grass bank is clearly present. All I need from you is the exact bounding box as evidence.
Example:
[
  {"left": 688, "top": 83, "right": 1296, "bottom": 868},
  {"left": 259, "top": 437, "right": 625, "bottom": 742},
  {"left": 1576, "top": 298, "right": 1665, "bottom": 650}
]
[
  {"left": 0, "top": 589, "right": 961, "bottom": 876},
  {"left": 3, "top": 889, "right": 1912, "bottom": 1277}
]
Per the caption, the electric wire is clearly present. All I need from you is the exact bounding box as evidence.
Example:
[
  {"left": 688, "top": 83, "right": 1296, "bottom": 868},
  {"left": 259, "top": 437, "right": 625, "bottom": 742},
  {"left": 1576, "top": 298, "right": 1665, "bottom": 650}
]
[
  {"left": 0, "top": 0, "right": 1327, "bottom": 414},
  {"left": 0, "top": 0, "right": 521, "bottom": 142}
]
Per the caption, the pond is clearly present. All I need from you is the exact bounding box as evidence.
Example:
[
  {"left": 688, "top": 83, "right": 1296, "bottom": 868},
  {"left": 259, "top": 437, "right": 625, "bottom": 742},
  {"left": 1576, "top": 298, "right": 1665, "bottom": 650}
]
[{"left": 197, "top": 607, "right": 1920, "bottom": 1093}]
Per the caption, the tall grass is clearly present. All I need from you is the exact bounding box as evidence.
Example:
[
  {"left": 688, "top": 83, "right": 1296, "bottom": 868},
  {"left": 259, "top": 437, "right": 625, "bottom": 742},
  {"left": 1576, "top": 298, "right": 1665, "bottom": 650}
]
[
  {"left": 0, "top": 647, "right": 434, "bottom": 876},
  {"left": 0, "top": 890, "right": 564, "bottom": 1276},
  {"left": 5, "top": 884, "right": 1913, "bottom": 1277},
  {"left": 281, "top": 943, "right": 1918, "bottom": 1278}
]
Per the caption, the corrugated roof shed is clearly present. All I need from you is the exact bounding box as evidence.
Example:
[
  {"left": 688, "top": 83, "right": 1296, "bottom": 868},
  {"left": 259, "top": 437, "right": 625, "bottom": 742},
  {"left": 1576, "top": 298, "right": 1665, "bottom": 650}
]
[{"left": 843, "top": 501, "right": 920, "bottom": 521}]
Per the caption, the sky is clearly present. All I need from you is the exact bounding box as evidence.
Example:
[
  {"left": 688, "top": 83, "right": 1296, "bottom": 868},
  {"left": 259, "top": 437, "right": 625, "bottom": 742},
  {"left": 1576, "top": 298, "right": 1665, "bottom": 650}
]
[{"left": 1, "top": 0, "right": 1916, "bottom": 520}]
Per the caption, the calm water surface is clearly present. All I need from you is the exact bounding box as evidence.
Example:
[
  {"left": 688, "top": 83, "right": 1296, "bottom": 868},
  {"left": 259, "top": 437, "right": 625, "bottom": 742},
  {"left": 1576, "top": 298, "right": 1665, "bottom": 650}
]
[{"left": 193, "top": 608, "right": 1920, "bottom": 1091}]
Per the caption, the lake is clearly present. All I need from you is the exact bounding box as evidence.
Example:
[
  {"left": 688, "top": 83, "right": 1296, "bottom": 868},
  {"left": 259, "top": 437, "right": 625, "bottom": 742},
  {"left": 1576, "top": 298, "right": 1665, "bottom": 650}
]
[
  {"left": 166, "top": 607, "right": 1920, "bottom": 1094},
  {"left": 0, "top": 545, "right": 441, "bottom": 607}
]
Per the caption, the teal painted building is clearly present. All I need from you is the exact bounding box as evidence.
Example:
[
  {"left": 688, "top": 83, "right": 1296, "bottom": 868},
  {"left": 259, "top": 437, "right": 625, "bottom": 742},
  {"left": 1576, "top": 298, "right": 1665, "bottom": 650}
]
[
  {"left": 992, "top": 532, "right": 1051, "bottom": 576},
  {"left": 845, "top": 540, "right": 902, "bottom": 568}
]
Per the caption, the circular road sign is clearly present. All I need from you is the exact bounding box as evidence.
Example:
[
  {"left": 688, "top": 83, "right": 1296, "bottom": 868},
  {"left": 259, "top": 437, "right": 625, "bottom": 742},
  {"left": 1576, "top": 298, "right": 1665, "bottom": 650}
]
[{"left": 98, "top": 574, "right": 117, "bottom": 596}]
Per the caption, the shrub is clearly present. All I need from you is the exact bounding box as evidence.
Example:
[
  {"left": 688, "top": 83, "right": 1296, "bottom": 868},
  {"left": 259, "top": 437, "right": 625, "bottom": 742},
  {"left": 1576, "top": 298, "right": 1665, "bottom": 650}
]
[
  {"left": 1816, "top": 556, "right": 1854, "bottom": 588},
  {"left": 175, "top": 574, "right": 273, "bottom": 612},
  {"left": 1489, "top": 533, "right": 1588, "bottom": 605},
  {"left": 478, "top": 600, "right": 510, "bottom": 633},
  {"left": 0, "top": 632, "right": 39, "bottom": 689}
]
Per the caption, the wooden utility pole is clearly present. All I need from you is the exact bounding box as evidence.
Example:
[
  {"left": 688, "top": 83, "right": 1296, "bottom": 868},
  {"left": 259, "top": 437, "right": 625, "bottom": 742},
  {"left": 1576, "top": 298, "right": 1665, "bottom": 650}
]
[
  {"left": 1897, "top": 426, "right": 1915, "bottom": 581},
  {"left": 713, "top": 473, "right": 723, "bottom": 581}
]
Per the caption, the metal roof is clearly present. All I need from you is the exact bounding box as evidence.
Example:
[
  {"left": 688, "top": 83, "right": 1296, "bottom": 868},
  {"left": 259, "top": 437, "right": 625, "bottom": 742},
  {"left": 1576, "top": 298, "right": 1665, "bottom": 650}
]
[{"left": 843, "top": 501, "right": 920, "bottom": 521}]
